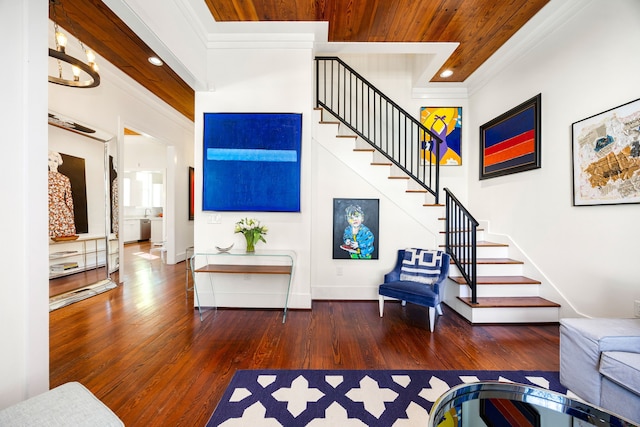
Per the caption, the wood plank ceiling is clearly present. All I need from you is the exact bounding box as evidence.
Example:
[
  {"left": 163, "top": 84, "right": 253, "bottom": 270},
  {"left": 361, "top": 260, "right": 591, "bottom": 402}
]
[{"left": 51, "top": 0, "right": 550, "bottom": 122}]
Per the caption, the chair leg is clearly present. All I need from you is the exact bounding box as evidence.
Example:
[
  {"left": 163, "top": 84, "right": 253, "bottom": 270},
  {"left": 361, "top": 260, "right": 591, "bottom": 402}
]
[
  {"left": 429, "top": 307, "right": 436, "bottom": 332},
  {"left": 436, "top": 303, "right": 443, "bottom": 316},
  {"left": 401, "top": 300, "right": 407, "bottom": 307},
  {"left": 378, "top": 296, "right": 384, "bottom": 317}
]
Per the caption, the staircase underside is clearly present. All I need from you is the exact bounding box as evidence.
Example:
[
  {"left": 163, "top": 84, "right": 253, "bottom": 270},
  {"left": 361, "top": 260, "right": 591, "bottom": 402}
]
[{"left": 315, "top": 107, "right": 561, "bottom": 324}]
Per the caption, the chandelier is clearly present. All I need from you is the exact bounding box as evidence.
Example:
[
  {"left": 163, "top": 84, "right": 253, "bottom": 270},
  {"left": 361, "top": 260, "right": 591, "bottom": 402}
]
[{"left": 48, "top": 0, "right": 100, "bottom": 88}]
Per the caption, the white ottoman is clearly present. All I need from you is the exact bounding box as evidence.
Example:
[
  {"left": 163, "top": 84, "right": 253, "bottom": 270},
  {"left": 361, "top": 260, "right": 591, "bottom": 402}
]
[{"left": 0, "top": 382, "right": 123, "bottom": 426}]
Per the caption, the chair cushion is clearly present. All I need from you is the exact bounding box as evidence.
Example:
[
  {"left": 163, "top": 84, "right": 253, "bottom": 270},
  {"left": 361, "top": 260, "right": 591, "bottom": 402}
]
[
  {"left": 379, "top": 280, "right": 438, "bottom": 307},
  {"left": 599, "top": 351, "right": 640, "bottom": 395},
  {"left": 0, "top": 382, "right": 123, "bottom": 426},
  {"left": 560, "top": 318, "right": 640, "bottom": 353},
  {"left": 399, "top": 248, "right": 444, "bottom": 285}
]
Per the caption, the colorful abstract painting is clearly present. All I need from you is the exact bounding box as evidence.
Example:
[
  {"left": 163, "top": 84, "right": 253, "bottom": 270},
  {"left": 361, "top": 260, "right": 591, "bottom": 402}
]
[
  {"left": 480, "top": 94, "right": 541, "bottom": 180},
  {"left": 202, "top": 113, "right": 302, "bottom": 212},
  {"left": 571, "top": 97, "right": 640, "bottom": 206},
  {"left": 420, "top": 107, "right": 462, "bottom": 165}
]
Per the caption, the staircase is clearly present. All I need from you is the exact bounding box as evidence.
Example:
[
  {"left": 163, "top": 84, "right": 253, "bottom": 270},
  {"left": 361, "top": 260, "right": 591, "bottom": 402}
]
[
  {"left": 443, "top": 226, "right": 560, "bottom": 323},
  {"left": 314, "top": 107, "right": 560, "bottom": 324}
]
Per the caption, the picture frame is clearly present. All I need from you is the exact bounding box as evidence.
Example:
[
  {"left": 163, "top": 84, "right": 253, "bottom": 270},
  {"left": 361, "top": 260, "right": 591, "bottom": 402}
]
[
  {"left": 571, "top": 97, "right": 640, "bottom": 206},
  {"left": 332, "top": 198, "right": 379, "bottom": 260},
  {"left": 419, "top": 107, "right": 462, "bottom": 165},
  {"left": 479, "top": 94, "right": 541, "bottom": 180},
  {"left": 188, "top": 166, "right": 194, "bottom": 220},
  {"left": 202, "top": 112, "right": 302, "bottom": 212}
]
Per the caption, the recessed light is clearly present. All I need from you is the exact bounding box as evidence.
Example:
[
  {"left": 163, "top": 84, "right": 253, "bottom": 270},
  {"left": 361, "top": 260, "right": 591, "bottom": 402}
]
[
  {"left": 148, "top": 56, "right": 163, "bottom": 66},
  {"left": 440, "top": 69, "right": 453, "bottom": 78}
]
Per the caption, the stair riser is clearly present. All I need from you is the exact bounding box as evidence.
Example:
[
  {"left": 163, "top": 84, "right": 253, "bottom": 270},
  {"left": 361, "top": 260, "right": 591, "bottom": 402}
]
[
  {"left": 440, "top": 230, "right": 487, "bottom": 242},
  {"left": 446, "top": 246, "right": 509, "bottom": 258},
  {"left": 456, "top": 284, "right": 541, "bottom": 298},
  {"left": 446, "top": 300, "right": 560, "bottom": 324},
  {"left": 449, "top": 263, "right": 523, "bottom": 277},
  {"left": 477, "top": 246, "right": 509, "bottom": 258}
]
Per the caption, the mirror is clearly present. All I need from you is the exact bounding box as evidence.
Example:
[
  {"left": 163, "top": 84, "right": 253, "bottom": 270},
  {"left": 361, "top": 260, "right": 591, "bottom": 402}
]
[{"left": 47, "top": 111, "right": 118, "bottom": 311}]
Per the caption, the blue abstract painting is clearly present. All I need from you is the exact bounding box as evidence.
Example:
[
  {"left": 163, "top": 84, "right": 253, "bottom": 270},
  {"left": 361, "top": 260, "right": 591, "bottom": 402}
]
[{"left": 203, "top": 113, "right": 302, "bottom": 212}]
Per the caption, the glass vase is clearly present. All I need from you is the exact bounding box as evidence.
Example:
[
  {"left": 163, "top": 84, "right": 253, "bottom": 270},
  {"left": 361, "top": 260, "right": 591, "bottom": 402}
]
[{"left": 244, "top": 233, "right": 255, "bottom": 253}]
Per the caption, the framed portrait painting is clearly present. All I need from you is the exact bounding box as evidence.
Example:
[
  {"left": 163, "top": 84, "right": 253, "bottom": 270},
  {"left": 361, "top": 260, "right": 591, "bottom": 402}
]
[
  {"left": 480, "top": 94, "right": 541, "bottom": 180},
  {"left": 332, "top": 198, "right": 379, "bottom": 260},
  {"left": 571, "top": 97, "right": 640, "bottom": 206}
]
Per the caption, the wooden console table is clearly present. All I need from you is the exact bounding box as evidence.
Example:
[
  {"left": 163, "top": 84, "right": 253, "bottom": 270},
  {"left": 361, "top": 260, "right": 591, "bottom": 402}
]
[{"left": 190, "top": 250, "right": 295, "bottom": 322}]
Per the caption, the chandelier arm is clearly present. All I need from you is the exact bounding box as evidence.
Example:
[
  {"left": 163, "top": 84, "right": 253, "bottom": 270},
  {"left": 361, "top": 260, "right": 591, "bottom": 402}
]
[
  {"left": 48, "top": 48, "right": 100, "bottom": 88},
  {"left": 49, "top": 0, "right": 100, "bottom": 89}
]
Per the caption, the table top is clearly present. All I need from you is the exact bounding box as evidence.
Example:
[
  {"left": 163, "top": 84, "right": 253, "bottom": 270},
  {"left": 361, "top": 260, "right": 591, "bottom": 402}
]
[
  {"left": 193, "top": 249, "right": 295, "bottom": 258},
  {"left": 194, "top": 264, "right": 292, "bottom": 275},
  {"left": 428, "top": 381, "right": 638, "bottom": 427}
]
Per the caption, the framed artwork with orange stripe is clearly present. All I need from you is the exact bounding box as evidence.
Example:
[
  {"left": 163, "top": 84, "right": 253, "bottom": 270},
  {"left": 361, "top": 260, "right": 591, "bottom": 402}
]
[{"left": 480, "top": 94, "right": 541, "bottom": 180}]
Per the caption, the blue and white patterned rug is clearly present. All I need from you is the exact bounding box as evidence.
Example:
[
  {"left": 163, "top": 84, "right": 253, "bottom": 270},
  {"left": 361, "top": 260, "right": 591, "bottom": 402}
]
[{"left": 205, "top": 369, "right": 566, "bottom": 426}]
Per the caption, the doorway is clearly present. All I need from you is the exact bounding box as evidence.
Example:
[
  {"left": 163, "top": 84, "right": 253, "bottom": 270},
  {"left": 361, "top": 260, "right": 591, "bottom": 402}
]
[{"left": 121, "top": 128, "right": 168, "bottom": 275}]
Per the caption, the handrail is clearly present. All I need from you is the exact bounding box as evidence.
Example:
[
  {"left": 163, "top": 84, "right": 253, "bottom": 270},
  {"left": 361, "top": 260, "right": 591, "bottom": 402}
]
[
  {"left": 444, "top": 188, "right": 478, "bottom": 304},
  {"left": 315, "top": 56, "right": 443, "bottom": 204}
]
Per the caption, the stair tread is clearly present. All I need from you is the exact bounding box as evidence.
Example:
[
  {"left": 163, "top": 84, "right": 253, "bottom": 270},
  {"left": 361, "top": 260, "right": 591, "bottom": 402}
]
[
  {"left": 388, "top": 176, "right": 409, "bottom": 179},
  {"left": 337, "top": 135, "right": 357, "bottom": 139},
  {"left": 449, "top": 275, "right": 541, "bottom": 285},
  {"left": 457, "top": 296, "right": 560, "bottom": 308}
]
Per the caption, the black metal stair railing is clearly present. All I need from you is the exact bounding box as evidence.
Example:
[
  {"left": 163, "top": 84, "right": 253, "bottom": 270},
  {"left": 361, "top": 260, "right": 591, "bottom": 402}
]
[
  {"left": 444, "top": 188, "right": 478, "bottom": 304},
  {"left": 315, "top": 56, "right": 443, "bottom": 204},
  {"left": 315, "top": 57, "right": 479, "bottom": 297}
]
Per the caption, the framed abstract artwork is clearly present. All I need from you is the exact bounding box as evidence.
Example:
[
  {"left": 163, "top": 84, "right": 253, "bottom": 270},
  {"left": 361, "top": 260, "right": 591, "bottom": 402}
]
[
  {"left": 420, "top": 107, "right": 462, "bottom": 165},
  {"left": 202, "top": 112, "right": 302, "bottom": 212},
  {"left": 480, "top": 94, "right": 541, "bottom": 180},
  {"left": 332, "top": 198, "right": 379, "bottom": 260},
  {"left": 571, "top": 97, "right": 640, "bottom": 206}
]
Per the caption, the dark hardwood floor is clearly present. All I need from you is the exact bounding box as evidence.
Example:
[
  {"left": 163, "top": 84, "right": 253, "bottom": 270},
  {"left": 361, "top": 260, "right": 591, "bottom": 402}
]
[{"left": 50, "top": 242, "right": 560, "bottom": 426}]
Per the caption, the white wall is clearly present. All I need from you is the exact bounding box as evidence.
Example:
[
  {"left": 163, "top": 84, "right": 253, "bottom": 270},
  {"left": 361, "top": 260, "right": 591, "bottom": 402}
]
[
  {"left": 310, "top": 131, "right": 441, "bottom": 299},
  {"left": 466, "top": 0, "right": 640, "bottom": 317},
  {"left": 193, "top": 42, "right": 315, "bottom": 308},
  {"left": 123, "top": 135, "right": 167, "bottom": 171},
  {"left": 0, "top": 0, "right": 49, "bottom": 408}
]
